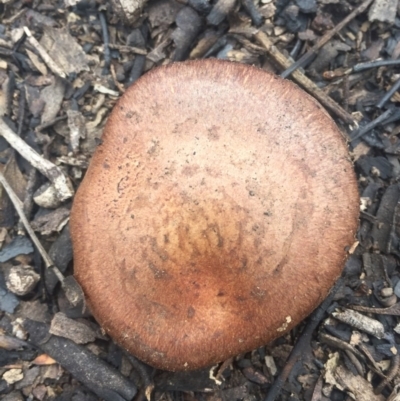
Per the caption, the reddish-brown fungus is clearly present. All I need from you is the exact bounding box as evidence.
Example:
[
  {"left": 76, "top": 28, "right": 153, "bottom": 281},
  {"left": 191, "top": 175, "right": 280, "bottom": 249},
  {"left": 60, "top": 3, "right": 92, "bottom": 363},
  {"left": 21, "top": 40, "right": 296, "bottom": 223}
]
[{"left": 70, "top": 59, "right": 359, "bottom": 371}]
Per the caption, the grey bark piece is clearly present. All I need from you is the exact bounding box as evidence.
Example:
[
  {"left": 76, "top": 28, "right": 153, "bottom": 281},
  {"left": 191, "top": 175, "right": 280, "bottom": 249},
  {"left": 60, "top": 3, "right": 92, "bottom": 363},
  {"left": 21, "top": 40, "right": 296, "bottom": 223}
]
[
  {"left": 368, "top": 0, "right": 399, "bottom": 23},
  {"left": 0, "top": 236, "right": 34, "bottom": 263},
  {"left": 111, "top": 0, "right": 147, "bottom": 25},
  {"left": 50, "top": 312, "right": 96, "bottom": 344},
  {"left": 40, "top": 27, "right": 90, "bottom": 75},
  {"left": 0, "top": 119, "right": 74, "bottom": 202},
  {"left": 334, "top": 365, "right": 385, "bottom": 401},
  {"left": 40, "top": 76, "right": 66, "bottom": 124},
  {"left": 0, "top": 271, "right": 20, "bottom": 313},
  {"left": 2, "top": 392, "right": 24, "bottom": 401},
  {"left": 46, "top": 224, "right": 73, "bottom": 293}
]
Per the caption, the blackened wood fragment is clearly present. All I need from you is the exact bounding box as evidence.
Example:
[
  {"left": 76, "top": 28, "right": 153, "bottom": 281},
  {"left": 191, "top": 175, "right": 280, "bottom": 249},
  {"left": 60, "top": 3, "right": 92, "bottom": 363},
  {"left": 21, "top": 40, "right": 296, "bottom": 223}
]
[
  {"left": 280, "top": 0, "right": 374, "bottom": 78},
  {"left": 344, "top": 255, "right": 362, "bottom": 276},
  {"left": 357, "top": 156, "right": 393, "bottom": 179},
  {"left": 377, "top": 78, "right": 400, "bottom": 108},
  {"left": 73, "top": 81, "right": 92, "bottom": 101},
  {"left": 389, "top": 200, "right": 400, "bottom": 256},
  {"left": 324, "top": 325, "right": 352, "bottom": 342},
  {"left": 307, "top": 41, "right": 351, "bottom": 73},
  {"left": 255, "top": 31, "right": 355, "bottom": 125},
  {"left": 172, "top": 7, "right": 202, "bottom": 61},
  {"left": 371, "top": 184, "right": 400, "bottom": 252},
  {"left": 5, "top": 71, "right": 15, "bottom": 117},
  {"left": 127, "top": 29, "right": 147, "bottom": 85},
  {"left": 154, "top": 368, "right": 219, "bottom": 392},
  {"left": 99, "top": 12, "right": 111, "bottom": 74},
  {"left": 124, "top": 353, "right": 154, "bottom": 401},
  {"left": 45, "top": 224, "right": 73, "bottom": 293},
  {"left": 353, "top": 59, "right": 400, "bottom": 73},
  {"left": 350, "top": 109, "right": 400, "bottom": 142},
  {"left": 241, "top": 0, "right": 263, "bottom": 26},
  {"left": 189, "top": 0, "right": 211, "bottom": 14},
  {"left": 23, "top": 319, "right": 137, "bottom": 401},
  {"left": 128, "top": 55, "right": 145, "bottom": 84},
  {"left": 207, "top": 0, "right": 236, "bottom": 25}
]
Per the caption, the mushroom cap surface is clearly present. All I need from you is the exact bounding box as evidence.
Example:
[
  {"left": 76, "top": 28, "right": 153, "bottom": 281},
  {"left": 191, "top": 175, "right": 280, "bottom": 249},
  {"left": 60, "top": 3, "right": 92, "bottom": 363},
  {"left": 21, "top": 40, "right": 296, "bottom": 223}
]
[{"left": 70, "top": 59, "right": 359, "bottom": 371}]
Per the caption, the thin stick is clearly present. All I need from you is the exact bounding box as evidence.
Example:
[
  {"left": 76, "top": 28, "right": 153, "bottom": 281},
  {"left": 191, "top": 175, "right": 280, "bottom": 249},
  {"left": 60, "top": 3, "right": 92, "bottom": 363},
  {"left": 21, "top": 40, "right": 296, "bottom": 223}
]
[
  {"left": 0, "top": 172, "right": 61, "bottom": 278},
  {"left": 280, "top": 0, "right": 374, "bottom": 78},
  {"left": 353, "top": 58, "right": 400, "bottom": 73},
  {"left": 374, "top": 353, "right": 400, "bottom": 394},
  {"left": 350, "top": 108, "right": 400, "bottom": 142},
  {"left": 23, "top": 27, "right": 67, "bottom": 79},
  {"left": 377, "top": 77, "right": 400, "bottom": 109},
  {"left": 263, "top": 278, "right": 344, "bottom": 401},
  {"left": 2, "top": 8, "right": 28, "bottom": 25},
  {"left": 99, "top": 11, "right": 111, "bottom": 73},
  {"left": 0, "top": 118, "right": 74, "bottom": 201},
  {"left": 254, "top": 31, "right": 355, "bottom": 127},
  {"left": 0, "top": 171, "right": 84, "bottom": 307}
]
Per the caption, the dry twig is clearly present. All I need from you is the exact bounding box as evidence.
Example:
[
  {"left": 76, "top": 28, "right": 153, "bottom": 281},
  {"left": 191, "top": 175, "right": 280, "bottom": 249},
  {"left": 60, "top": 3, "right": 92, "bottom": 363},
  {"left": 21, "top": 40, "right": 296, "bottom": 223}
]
[
  {"left": 263, "top": 278, "right": 344, "bottom": 401},
  {"left": 0, "top": 118, "right": 74, "bottom": 201},
  {"left": 0, "top": 171, "right": 83, "bottom": 306},
  {"left": 375, "top": 354, "right": 400, "bottom": 395},
  {"left": 280, "top": 0, "right": 374, "bottom": 78},
  {"left": 0, "top": 171, "right": 60, "bottom": 273},
  {"left": 23, "top": 27, "right": 67, "bottom": 78},
  {"left": 254, "top": 31, "right": 355, "bottom": 127}
]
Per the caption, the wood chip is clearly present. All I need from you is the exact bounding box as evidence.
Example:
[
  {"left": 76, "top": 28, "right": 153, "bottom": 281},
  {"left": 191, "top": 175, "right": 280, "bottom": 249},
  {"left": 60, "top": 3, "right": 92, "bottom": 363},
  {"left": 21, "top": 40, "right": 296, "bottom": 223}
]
[
  {"left": 49, "top": 312, "right": 97, "bottom": 344},
  {"left": 332, "top": 308, "right": 386, "bottom": 339},
  {"left": 40, "top": 27, "right": 90, "bottom": 75},
  {"left": 368, "top": 0, "right": 399, "bottom": 23}
]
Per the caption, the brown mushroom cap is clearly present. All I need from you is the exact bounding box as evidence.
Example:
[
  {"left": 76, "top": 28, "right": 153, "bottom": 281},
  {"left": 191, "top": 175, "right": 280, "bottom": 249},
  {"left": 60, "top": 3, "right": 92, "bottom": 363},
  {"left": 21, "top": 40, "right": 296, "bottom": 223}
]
[{"left": 70, "top": 59, "right": 359, "bottom": 371}]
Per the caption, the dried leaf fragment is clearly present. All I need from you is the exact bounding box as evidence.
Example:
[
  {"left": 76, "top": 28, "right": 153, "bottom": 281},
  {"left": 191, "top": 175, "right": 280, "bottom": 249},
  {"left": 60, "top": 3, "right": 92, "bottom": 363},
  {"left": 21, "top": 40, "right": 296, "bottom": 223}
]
[
  {"left": 30, "top": 207, "right": 70, "bottom": 236},
  {"left": 32, "top": 354, "right": 57, "bottom": 365},
  {"left": 335, "top": 365, "right": 385, "bottom": 401}
]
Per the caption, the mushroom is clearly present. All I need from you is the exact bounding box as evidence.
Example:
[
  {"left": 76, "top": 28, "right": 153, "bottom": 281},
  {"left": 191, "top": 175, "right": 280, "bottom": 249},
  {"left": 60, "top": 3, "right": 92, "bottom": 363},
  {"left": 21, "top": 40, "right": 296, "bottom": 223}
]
[{"left": 70, "top": 59, "right": 359, "bottom": 371}]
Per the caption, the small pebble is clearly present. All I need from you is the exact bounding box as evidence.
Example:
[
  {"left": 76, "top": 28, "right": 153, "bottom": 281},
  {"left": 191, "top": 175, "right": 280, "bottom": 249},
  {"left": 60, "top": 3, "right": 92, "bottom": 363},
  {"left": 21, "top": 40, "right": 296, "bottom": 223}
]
[
  {"left": 381, "top": 287, "right": 394, "bottom": 297},
  {"left": 6, "top": 265, "right": 40, "bottom": 296}
]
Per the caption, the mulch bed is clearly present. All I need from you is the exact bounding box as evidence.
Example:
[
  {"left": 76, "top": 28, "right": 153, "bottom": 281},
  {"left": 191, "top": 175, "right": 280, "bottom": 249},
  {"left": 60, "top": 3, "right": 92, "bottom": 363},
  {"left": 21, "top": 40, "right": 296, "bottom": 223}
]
[{"left": 1, "top": 0, "right": 400, "bottom": 400}]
